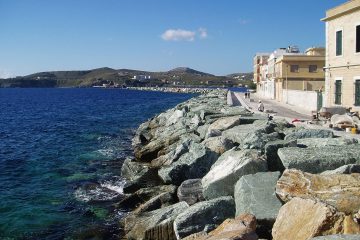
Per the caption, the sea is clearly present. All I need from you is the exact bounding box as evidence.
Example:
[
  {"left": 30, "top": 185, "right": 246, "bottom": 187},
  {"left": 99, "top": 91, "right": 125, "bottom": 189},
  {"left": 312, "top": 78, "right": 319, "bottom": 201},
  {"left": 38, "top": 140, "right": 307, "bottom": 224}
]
[{"left": 0, "top": 88, "right": 198, "bottom": 239}]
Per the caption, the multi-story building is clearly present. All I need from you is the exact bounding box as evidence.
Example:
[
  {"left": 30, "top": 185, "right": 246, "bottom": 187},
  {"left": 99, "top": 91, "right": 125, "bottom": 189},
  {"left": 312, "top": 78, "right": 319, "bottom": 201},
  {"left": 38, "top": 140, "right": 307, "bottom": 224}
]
[
  {"left": 274, "top": 47, "right": 325, "bottom": 103},
  {"left": 253, "top": 53, "right": 270, "bottom": 90},
  {"left": 322, "top": 0, "right": 360, "bottom": 111}
]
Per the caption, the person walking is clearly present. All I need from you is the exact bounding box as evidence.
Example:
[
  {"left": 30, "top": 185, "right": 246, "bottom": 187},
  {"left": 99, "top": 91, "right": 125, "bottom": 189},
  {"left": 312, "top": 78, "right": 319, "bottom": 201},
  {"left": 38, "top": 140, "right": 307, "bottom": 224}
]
[{"left": 258, "top": 100, "right": 264, "bottom": 112}]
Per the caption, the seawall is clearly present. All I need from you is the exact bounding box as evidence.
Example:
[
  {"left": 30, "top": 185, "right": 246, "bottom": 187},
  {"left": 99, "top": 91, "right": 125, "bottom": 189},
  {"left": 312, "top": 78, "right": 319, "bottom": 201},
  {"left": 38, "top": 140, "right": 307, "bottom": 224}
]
[{"left": 117, "top": 90, "right": 360, "bottom": 239}]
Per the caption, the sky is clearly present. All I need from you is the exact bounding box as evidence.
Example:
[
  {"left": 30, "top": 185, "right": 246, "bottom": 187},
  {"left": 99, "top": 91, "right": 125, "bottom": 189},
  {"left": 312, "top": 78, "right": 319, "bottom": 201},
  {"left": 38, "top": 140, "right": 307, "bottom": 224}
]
[{"left": 0, "top": 0, "right": 347, "bottom": 77}]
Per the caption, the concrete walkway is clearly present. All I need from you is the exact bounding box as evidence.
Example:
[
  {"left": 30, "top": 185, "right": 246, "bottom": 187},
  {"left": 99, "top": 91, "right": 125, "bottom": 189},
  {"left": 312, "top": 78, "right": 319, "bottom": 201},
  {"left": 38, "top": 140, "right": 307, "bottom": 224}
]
[{"left": 233, "top": 92, "right": 312, "bottom": 121}]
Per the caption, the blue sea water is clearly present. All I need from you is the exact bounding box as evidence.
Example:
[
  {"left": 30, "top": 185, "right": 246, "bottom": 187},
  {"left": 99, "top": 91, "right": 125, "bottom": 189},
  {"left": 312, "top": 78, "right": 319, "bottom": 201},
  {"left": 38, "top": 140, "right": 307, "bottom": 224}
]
[{"left": 0, "top": 88, "right": 196, "bottom": 239}]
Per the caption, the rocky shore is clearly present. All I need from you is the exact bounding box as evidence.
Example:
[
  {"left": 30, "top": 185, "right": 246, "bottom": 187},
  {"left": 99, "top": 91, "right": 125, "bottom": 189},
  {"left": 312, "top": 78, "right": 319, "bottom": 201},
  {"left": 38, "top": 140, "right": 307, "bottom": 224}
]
[
  {"left": 117, "top": 90, "right": 360, "bottom": 240},
  {"left": 127, "top": 86, "right": 219, "bottom": 94}
]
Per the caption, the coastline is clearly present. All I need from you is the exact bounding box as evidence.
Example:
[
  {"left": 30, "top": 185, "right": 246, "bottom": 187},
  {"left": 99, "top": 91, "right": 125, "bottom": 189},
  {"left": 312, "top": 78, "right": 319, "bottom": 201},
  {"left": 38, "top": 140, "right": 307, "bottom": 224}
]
[
  {"left": 126, "top": 86, "right": 224, "bottom": 94},
  {"left": 117, "top": 90, "right": 360, "bottom": 239}
]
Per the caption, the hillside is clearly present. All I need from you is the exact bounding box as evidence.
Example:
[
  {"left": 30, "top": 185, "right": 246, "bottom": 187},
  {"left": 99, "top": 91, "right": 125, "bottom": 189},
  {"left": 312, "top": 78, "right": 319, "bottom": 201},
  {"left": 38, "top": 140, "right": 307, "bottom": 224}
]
[{"left": 0, "top": 67, "right": 252, "bottom": 88}]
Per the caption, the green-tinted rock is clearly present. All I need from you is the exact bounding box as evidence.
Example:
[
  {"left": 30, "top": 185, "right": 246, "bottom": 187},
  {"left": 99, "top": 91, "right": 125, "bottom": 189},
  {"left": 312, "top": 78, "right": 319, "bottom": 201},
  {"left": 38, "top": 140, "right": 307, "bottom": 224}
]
[
  {"left": 173, "top": 196, "right": 235, "bottom": 239},
  {"left": 278, "top": 146, "right": 360, "bottom": 173},
  {"left": 158, "top": 142, "right": 219, "bottom": 185},
  {"left": 234, "top": 171, "right": 282, "bottom": 221},
  {"left": 265, "top": 140, "right": 297, "bottom": 171},
  {"left": 202, "top": 148, "right": 267, "bottom": 200},
  {"left": 284, "top": 129, "right": 334, "bottom": 141}
]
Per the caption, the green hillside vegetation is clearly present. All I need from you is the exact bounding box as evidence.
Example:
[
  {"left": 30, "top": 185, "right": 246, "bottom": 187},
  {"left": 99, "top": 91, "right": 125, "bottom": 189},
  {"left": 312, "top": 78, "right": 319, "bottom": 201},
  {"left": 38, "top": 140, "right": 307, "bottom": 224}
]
[{"left": 0, "top": 67, "right": 253, "bottom": 88}]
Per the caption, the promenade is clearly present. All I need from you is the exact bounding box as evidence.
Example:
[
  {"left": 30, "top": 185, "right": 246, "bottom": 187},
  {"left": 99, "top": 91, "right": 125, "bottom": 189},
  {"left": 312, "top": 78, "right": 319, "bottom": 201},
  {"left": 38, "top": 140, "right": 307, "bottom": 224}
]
[{"left": 231, "top": 91, "right": 311, "bottom": 120}]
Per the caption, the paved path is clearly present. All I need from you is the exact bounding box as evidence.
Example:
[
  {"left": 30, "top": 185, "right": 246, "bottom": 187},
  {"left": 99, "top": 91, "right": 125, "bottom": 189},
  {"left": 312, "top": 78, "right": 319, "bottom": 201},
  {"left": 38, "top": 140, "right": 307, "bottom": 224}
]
[{"left": 232, "top": 92, "right": 312, "bottom": 121}]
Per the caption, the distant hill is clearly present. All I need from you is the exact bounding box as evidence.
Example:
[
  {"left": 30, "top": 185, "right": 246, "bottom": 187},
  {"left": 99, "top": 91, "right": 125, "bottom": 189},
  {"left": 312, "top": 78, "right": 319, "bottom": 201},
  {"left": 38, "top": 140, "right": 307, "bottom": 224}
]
[
  {"left": 0, "top": 67, "right": 249, "bottom": 88},
  {"left": 167, "top": 67, "right": 214, "bottom": 77}
]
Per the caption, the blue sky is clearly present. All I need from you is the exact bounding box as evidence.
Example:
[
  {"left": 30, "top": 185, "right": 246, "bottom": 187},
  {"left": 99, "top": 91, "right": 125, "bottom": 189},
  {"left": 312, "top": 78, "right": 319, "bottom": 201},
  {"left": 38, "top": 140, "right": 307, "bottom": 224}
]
[{"left": 0, "top": 0, "right": 347, "bottom": 77}]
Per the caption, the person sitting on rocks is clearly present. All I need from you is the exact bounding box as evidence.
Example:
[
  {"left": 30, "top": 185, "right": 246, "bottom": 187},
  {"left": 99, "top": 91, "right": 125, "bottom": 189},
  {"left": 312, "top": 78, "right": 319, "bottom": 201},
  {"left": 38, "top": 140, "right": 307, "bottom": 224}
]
[{"left": 258, "top": 100, "right": 264, "bottom": 112}]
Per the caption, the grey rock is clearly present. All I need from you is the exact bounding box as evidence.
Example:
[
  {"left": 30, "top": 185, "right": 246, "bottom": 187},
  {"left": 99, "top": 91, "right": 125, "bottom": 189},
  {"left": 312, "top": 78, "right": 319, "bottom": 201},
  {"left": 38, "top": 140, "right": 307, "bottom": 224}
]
[
  {"left": 234, "top": 171, "right": 282, "bottom": 224},
  {"left": 202, "top": 136, "right": 235, "bottom": 154},
  {"left": 134, "top": 191, "right": 176, "bottom": 214},
  {"left": 297, "top": 137, "right": 359, "bottom": 148},
  {"left": 311, "top": 235, "right": 360, "bottom": 240},
  {"left": 197, "top": 124, "right": 209, "bottom": 139},
  {"left": 116, "top": 185, "right": 177, "bottom": 210},
  {"left": 284, "top": 128, "right": 334, "bottom": 141},
  {"left": 125, "top": 201, "right": 189, "bottom": 240},
  {"left": 134, "top": 127, "right": 187, "bottom": 162},
  {"left": 202, "top": 148, "right": 267, "bottom": 200},
  {"left": 173, "top": 196, "right": 235, "bottom": 239},
  {"left": 222, "top": 120, "right": 276, "bottom": 145},
  {"left": 177, "top": 179, "right": 205, "bottom": 205},
  {"left": 278, "top": 146, "right": 360, "bottom": 173},
  {"left": 321, "top": 164, "right": 360, "bottom": 175},
  {"left": 206, "top": 116, "right": 242, "bottom": 138},
  {"left": 121, "top": 159, "right": 163, "bottom": 193},
  {"left": 264, "top": 140, "right": 297, "bottom": 172},
  {"left": 158, "top": 142, "right": 219, "bottom": 185},
  {"left": 151, "top": 139, "right": 193, "bottom": 168},
  {"left": 242, "top": 131, "right": 282, "bottom": 151}
]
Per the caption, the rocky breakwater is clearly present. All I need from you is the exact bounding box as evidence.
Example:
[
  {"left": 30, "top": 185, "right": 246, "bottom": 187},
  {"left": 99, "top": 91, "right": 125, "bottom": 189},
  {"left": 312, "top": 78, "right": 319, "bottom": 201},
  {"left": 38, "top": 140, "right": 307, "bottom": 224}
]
[
  {"left": 127, "top": 86, "right": 217, "bottom": 94},
  {"left": 118, "top": 90, "right": 360, "bottom": 240}
]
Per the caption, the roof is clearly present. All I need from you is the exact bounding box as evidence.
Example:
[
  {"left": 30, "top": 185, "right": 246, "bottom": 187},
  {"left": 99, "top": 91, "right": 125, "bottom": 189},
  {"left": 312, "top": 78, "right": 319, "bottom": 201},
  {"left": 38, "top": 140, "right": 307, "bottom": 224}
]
[
  {"left": 322, "top": 0, "right": 360, "bottom": 22},
  {"left": 275, "top": 55, "right": 325, "bottom": 63}
]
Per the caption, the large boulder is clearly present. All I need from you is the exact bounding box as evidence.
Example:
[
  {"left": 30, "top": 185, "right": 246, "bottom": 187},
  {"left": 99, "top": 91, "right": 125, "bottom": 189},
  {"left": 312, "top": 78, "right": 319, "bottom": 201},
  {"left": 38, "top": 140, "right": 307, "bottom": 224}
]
[
  {"left": 158, "top": 142, "right": 219, "bottom": 185},
  {"left": 151, "top": 138, "right": 193, "bottom": 168},
  {"left": 235, "top": 171, "right": 282, "bottom": 238},
  {"left": 183, "top": 214, "right": 258, "bottom": 240},
  {"left": 264, "top": 140, "right": 297, "bottom": 171},
  {"left": 272, "top": 198, "right": 346, "bottom": 240},
  {"left": 297, "top": 137, "right": 358, "bottom": 148},
  {"left": 222, "top": 120, "right": 276, "bottom": 145},
  {"left": 134, "top": 127, "right": 187, "bottom": 162},
  {"left": 206, "top": 116, "right": 242, "bottom": 138},
  {"left": 121, "top": 159, "right": 163, "bottom": 193},
  {"left": 284, "top": 128, "right": 334, "bottom": 141},
  {"left": 173, "top": 196, "right": 236, "bottom": 239},
  {"left": 177, "top": 179, "right": 205, "bottom": 206},
  {"left": 202, "top": 149, "right": 267, "bottom": 200},
  {"left": 125, "top": 201, "right": 189, "bottom": 240},
  {"left": 321, "top": 164, "right": 360, "bottom": 175},
  {"left": 277, "top": 146, "right": 360, "bottom": 173},
  {"left": 116, "top": 185, "right": 177, "bottom": 211},
  {"left": 241, "top": 131, "right": 282, "bottom": 151},
  {"left": 202, "top": 136, "right": 235, "bottom": 155},
  {"left": 276, "top": 169, "right": 360, "bottom": 214}
]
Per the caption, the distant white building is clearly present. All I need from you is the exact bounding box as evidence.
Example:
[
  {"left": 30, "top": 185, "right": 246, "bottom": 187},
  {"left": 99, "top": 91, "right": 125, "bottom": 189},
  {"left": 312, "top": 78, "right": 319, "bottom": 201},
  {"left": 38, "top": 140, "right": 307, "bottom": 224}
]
[
  {"left": 132, "top": 75, "right": 151, "bottom": 81},
  {"left": 258, "top": 46, "right": 302, "bottom": 99}
]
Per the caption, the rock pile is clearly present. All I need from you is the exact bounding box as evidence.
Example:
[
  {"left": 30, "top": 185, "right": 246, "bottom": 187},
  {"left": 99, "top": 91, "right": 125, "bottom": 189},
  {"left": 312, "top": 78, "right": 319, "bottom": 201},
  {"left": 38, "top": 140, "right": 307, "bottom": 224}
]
[{"left": 118, "top": 90, "right": 360, "bottom": 239}]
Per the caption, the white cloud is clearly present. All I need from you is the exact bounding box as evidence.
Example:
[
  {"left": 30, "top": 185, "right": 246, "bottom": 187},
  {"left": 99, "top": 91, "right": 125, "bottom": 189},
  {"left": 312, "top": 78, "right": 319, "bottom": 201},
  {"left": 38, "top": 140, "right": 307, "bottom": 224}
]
[
  {"left": 161, "top": 29, "right": 196, "bottom": 41},
  {"left": 198, "top": 28, "right": 208, "bottom": 39}
]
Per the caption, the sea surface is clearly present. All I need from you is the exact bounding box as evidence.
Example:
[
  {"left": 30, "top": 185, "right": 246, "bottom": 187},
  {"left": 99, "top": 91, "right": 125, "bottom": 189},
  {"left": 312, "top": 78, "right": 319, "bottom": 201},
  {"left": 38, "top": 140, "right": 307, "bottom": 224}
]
[{"left": 0, "top": 88, "right": 197, "bottom": 239}]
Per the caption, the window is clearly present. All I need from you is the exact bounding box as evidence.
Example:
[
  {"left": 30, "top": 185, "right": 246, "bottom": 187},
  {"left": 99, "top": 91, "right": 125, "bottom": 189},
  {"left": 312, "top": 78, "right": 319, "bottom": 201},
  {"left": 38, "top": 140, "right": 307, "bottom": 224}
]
[
  {"left": 355, "top": 80, "right": 360, "bottom": 106},
  {"left": 335, "top": 80, "right": 342, "bottom": 105},
  {"left": 290, "top": 65, "right": 299, "bottom": 73},
  {"left": 309, "top": 65, "right": 317, "bottom": 73},
  {"left": 356, "top": 25, "right": 360, "bottom": 53},
  {"left": 336, "top": 30, "right": 342, "bottom": 56}
]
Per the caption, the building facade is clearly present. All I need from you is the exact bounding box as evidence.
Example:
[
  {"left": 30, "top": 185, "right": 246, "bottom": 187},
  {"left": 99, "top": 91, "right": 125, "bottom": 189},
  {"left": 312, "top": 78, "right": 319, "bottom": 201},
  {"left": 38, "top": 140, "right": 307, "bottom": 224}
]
[
  {"left": 274, "top": 47, "right": 325, "bottom": 103},
  {"left": 322, "top": 0, "right": 360, "bottom": 111},
  {"left": 255, "top": 46, "right": 325, "bottom": 105}
]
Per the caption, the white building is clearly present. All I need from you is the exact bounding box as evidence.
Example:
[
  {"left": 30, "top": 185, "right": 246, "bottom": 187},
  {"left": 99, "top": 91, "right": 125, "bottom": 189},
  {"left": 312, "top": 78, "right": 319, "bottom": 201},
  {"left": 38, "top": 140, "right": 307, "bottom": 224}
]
[{"left": 132, "top": 75, "right": 151, "bottom": 81}]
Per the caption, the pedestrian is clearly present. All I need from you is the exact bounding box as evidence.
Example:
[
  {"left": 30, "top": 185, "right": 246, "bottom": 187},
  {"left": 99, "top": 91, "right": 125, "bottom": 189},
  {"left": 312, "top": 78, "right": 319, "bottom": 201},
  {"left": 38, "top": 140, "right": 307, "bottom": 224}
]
[
  {"left": 247, "top": 91, "right": 251, "bottom": 99},
  {"left": 245, "top": 92, "right": 248, "bottom": 98},
  {"left": 258, "top": 100, "right": 264, "bottom": 112}
]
